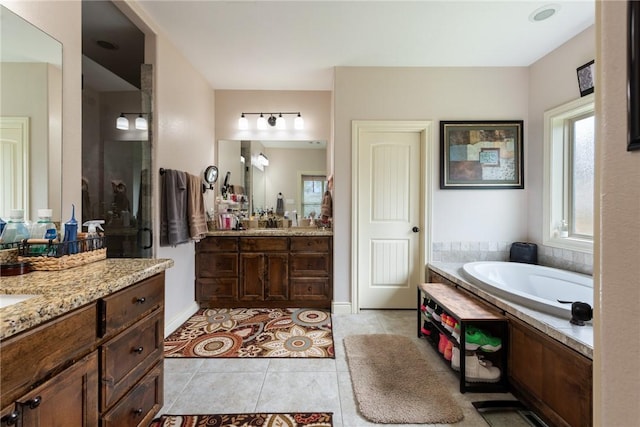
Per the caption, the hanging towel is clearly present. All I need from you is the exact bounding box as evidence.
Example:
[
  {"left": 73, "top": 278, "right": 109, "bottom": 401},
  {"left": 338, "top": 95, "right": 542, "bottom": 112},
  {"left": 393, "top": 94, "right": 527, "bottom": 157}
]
[
  {"left": 160, "top": 169, "right": 190, "bottom": 246},
  {"left": 187, "top": 173, "right": 208, "bottom": 241},
  {"left": 276, "top": 192, "right": 285, "bottom": 216},
  {"left": 320, "top": 190, "right": 333, "bottom": 219}
]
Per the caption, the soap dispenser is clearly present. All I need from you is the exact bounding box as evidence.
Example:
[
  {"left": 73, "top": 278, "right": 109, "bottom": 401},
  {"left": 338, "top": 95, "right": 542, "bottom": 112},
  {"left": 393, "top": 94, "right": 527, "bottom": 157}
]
[{"left": 63, "top": 204, "right": 78, "bottom": 254}]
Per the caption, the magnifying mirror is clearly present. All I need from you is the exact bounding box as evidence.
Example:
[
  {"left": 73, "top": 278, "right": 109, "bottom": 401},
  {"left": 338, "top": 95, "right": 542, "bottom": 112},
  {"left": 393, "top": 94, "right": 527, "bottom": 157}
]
[{"left": 204, "top": 165, "right": 219, "bottom": 185}]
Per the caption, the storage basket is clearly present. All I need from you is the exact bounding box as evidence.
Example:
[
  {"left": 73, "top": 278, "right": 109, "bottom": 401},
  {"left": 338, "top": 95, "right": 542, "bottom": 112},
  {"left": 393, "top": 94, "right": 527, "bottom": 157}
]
[{"left": 17, "top": 236, "right": 107, "bottom": 271}]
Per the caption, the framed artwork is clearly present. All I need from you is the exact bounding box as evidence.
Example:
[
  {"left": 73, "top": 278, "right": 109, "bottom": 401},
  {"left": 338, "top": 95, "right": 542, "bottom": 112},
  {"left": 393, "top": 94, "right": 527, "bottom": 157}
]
[
  {"left": 440, "top": 120, "right": 524, "bottom": 189},
  {"left": 576, "top": 60, "right": 595, "bottom": 97},
  {"left": 629, "top": 1, "right": 640, "bottom": 151}
]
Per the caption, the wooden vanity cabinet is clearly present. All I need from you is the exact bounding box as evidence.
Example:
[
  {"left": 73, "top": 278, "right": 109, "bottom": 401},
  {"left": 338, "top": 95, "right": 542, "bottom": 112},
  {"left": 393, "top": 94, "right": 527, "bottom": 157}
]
[
  {"left": 196, "top": 235, "right": 332, "bottom": 308},
  {"left": 0, "top": 272, "right": 166, "bottom": 427},
  {"left": 195, "top": 236, "right": 239, "bottom": 304},
  {"left": 98, "top": 273, "right": 165, "bottom": 427},
  {"left": 289, "top": 237, "right": 332, "bottom": 302},
  {"left": 239, "top": 237, "right": 289, "bottom": 302}
]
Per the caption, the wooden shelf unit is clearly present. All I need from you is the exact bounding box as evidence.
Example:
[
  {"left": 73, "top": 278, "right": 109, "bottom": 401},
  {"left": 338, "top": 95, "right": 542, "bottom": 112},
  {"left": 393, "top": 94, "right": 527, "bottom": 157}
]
[{"left": 417, "top": 282, "right": 509, "bottom": 393}]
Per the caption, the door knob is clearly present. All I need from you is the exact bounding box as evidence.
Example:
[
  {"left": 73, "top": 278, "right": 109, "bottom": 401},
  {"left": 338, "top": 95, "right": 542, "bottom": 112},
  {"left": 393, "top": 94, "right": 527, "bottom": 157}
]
[{"left": 412, "top": 226, "right": 420, "bottom": 233}]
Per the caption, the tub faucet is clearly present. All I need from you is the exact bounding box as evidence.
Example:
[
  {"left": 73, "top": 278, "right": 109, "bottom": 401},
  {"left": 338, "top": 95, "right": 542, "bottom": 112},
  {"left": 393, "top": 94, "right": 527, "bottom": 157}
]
[{"left": 558, "top": 300, "right": 593, "bottom": 326}]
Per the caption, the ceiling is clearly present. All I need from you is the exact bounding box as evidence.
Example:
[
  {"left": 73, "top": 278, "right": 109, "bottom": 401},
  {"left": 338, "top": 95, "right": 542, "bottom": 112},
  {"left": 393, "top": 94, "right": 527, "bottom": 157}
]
[{"left": 136, "top": 0, "right": 595, "bottom": 91}]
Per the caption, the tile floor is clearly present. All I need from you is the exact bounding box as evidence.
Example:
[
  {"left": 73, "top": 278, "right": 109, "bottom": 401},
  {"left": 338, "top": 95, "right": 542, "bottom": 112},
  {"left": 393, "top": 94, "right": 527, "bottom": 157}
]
[{"left": 160, "top": 310, "right": 516, "bottom": 426}]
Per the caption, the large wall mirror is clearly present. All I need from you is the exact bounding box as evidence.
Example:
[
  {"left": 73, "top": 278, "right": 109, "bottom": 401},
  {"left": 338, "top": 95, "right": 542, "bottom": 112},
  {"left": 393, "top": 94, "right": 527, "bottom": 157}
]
[
  {"left": 218, "top": 140, "right": 327, "bottom": 218},
  {"left": 0, "top": 5, "right": 63, "bottom": 222}
]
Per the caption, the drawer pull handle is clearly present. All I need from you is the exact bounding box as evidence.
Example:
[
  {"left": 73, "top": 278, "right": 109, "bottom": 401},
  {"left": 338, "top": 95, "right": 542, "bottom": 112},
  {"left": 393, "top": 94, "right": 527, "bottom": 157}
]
[
  {"left": 133, "top": 346, "right": 144, "bottom": 354},
  {"left": 136, "top": 297, "right": 146, "bottom": 304},
  {"left": 133, "top": 408, "right": 144, "bottom": 416},
  {"left": 26, "top": 396, "right": 41, "bottom": 409},
  {"left": 1, "top": 411, "right": 19, "bottom": 425}
]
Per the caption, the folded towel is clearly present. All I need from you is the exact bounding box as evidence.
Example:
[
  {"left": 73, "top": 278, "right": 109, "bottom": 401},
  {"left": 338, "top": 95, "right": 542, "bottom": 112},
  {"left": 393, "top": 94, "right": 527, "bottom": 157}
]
[
  {"left": 320, "top": 190, "right": 333, "bottom": 219},
  {"left": 187, "top": 173, "right": 208, "bottom": 241},
  {"left": 160, "top": 169, "right": 190, "bottom": 246}
]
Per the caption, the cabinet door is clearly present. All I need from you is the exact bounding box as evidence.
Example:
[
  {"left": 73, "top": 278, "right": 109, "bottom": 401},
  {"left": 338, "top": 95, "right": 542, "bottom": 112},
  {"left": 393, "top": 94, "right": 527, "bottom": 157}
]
[
  {"left": 265, "top": 253, "right": 289, "bottom": 301},
  {"left": 18, "top": 351, "right": 98, "bottom": 427},
  {"left": 290, "top": 278, "right": 330, "bottom": 301},
  {"left": 240, "top": 253, "right": 264, "bottom": 301}
]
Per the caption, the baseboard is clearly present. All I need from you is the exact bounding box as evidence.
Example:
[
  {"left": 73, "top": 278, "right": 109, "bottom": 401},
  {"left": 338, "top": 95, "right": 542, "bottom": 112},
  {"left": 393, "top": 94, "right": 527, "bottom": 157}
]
[
  {"left": 164, "top": 301, "right": 199, "bottom": 338},
  {"left": 331, "top": 301, "right": 353, "bottom": 315}
]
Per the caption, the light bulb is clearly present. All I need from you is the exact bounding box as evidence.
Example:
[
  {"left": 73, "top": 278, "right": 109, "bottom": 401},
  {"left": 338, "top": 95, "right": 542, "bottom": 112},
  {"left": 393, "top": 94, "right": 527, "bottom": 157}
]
[
  {"left": 294, "top": 113, "right": 304, "bottom": 130},
  {"left": 257, "top": 114, "right": 267, "bottom": 130},
  {"left": 238, "top": 114, "right": 248, "bottom": 130},
  {"left": 276, "top": 114, "right": 286, "bottom": 129},
  {"left": 116, "top": 114, "right": 129, "bottom": 130},
  {"left": 135, "top": 114, "right": 148, "bottom": 130}
]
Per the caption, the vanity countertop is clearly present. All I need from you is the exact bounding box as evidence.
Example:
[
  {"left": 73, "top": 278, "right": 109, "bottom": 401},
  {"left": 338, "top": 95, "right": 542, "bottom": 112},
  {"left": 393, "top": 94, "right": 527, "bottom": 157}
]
[
  {"left": 428, "top": 262, "right": 593, "bottom": 359},
  {"left": 0, "top": 258, "right": 174, "bottom": 341},
  {"left": 205, "top": 228, "right": 333, "bottom": 237}
]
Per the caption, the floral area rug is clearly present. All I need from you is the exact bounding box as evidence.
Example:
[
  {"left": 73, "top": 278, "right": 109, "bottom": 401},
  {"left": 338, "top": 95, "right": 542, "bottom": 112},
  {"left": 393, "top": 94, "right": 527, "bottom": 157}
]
[
  {"left": 164, "top": 308, "right": 334, "bottom": 358},
  {"left": 149, "top": 412, "right": 333, "bottom": 427}
]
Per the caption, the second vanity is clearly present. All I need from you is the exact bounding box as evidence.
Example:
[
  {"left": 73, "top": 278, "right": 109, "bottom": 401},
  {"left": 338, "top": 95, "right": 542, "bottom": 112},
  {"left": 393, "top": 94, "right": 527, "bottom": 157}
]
[
  {"left": 0, "top": 258, "right": 173, "bottom": 427},
  {"left": 196, "top": 228, "right": 333, "bottom": 309}
]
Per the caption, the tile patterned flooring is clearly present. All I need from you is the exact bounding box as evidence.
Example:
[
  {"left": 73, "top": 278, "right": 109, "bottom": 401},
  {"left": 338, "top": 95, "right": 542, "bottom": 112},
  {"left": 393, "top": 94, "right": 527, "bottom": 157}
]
[{"left": 160, "top": 310, "right": 515, "bottom": 426}]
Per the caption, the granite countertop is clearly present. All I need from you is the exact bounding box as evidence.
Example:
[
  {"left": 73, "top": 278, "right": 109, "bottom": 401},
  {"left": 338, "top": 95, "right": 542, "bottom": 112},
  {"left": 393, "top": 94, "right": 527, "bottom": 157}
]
[
  {"left": 0, "top": 258, "right": 174, "bottom": 341},
  {"left": 428, "top": 262, "right": 594, "bottom": 360},
  {"left": 205, "top": 228, "right": 333, "bottom": 237}
]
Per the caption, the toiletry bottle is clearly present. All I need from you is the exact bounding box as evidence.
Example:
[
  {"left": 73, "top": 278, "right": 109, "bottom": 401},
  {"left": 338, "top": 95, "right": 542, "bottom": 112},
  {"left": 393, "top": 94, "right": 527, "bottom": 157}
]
[
  {"left": 0, "top": 209, "right": 30, "bottom": 245},
  {"left": 82, "top": 220, "right": 104, "bottom": 250},
  {"left": 28, "top": 209, "right": 58, "bottom": 255},
  {"left": 0, "top": 217, "right": 5, "bottom": 237},
  {"left": 63, "top": 204, "right": 78, "bottom": 254}
]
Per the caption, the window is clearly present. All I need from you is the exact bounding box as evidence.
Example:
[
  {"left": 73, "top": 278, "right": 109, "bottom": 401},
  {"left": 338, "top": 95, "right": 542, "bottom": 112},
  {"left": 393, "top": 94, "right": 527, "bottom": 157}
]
[
  {"left": 543, "top": 94, "right": 595, "bottom": 253},
  {"left": 301, "top": 174, "right": 326, "bottom": 217}
]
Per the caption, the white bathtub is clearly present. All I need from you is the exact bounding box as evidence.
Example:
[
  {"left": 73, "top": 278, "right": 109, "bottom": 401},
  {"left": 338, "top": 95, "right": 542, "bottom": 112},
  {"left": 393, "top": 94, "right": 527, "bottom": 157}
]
[{"left": 462, "top": 261, "right": 593, "bottom": 319}]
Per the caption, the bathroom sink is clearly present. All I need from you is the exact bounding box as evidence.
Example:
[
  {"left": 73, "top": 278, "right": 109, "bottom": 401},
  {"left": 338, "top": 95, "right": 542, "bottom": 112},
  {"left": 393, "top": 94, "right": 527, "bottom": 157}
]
[{"left": 0, "top": 294, "right": 37, "bottom": 309}]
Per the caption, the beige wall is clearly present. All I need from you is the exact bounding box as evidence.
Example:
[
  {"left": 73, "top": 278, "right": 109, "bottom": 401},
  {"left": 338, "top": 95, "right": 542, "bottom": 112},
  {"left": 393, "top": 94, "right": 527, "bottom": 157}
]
[
  {"left": 528, "top": 26, "right": 596, "bottom": 245},
  {"left": 594, "top": 0, "right": 639, "bottom": 423},
  {"left": 333, "top": 66, "right": 530, "bottom": 303}
]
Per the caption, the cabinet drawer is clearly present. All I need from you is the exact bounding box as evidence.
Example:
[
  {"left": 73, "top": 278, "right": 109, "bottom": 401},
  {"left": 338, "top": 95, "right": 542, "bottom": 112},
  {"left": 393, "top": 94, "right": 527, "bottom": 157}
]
[
  {"left": 196, "top": 237, "right": 238, "bottom": 252},
  {"left": 196, "top": 252, "right": 238, "bottom": 277},
  {"left": 290, "top": 278, "right": 330, "bottom": 300},
  {"left": 290, "top": 237, "right": 330, "bottom": 252},
  {"left": 100, "top": 273, "right": 164, "bottom": 337},
  {"left": 101, "top": 309, "right": 163, "bottom": 410},
  {"left": 0, "top": 304, "right": 97, "bottom": 409},
  {"left": 196, "top": 278, "right": 238, "bottom": 301},
  {"left": 239, "top": 237, "right": 288, "bottom": 252},
  {"left": 101, "top": 361, "right": 163, "bottom": 427},
  {"left": 290, "top": 254, "right": 330, "bottom": 276}
]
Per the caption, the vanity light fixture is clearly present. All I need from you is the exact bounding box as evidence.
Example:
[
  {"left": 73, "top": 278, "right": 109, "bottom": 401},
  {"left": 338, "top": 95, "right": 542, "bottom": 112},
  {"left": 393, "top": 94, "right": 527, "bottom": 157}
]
[
  {"left": 116, "top": 112, "right": 149, "bottom": 130},
  {"left": 237, "top": 112, "right": 304, "bottom": 130}
]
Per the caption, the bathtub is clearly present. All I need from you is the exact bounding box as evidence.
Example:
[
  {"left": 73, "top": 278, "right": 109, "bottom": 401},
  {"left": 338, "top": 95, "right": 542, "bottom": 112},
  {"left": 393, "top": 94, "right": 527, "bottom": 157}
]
[{"left": 461, "top": 261, "right": 593, "bottom": 319}]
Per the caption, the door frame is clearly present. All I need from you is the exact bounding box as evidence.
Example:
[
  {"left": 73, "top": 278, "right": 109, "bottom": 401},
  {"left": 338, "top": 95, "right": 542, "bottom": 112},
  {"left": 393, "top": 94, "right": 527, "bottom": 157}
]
[{"left": 351, "top": 120, "right": 434, "bottom": 313}]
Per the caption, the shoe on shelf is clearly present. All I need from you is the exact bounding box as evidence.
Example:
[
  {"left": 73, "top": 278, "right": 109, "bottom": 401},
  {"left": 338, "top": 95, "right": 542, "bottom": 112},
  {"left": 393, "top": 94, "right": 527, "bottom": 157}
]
[
  {"left": 464, "top": 353, "right": 501, "bottom": 383},
  {"left": 432, "top": 306, "right": 443, "bottom": 322},
  {"left": 444, "top": 340, "right": 453, "bottom": 361},
  {"left": 465, "top": 327, "right": 502, "bottom": 352},
  {"left": 420, "top": 320, "right": 433, "bottom": 337},
  {"left": 426, "top": 299, "right": 437, "bottom": 314},
  {"left": 451, "top": 322, "right": 461, "bottom": 342},
  {"left": 438, "top": 333, "right": 448, "bottom": 354},
  {"left": 444, "top": 315, "right": 456, "bottom": 333}
]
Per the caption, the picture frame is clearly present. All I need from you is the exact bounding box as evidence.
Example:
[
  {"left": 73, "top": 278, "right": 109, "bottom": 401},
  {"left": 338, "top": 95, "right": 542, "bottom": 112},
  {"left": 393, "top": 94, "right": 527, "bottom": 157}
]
[
  {"left": 440, "top": 120, "right": 524, "bottom": 189},
  {"left": 576, "top": 60, "right": 595, "bottom": 97},
  {"left": 628, "top": 1, "right": 640, "bottom": 151}
]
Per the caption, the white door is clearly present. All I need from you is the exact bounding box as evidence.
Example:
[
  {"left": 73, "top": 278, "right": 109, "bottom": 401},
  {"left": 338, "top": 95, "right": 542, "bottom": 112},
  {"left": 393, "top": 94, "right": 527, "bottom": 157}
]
[
  {"left": 0, "top": 117, "right": 29, "bottom": 218},
  {"left": 353, "top": 121, "right": 431, "bottom": 309}
]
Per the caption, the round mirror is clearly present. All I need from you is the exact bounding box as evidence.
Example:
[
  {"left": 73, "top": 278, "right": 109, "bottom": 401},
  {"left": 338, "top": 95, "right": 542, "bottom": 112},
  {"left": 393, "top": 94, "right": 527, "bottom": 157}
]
[{"left": 204, "top": 165, "right": 218, "bottom": 184}]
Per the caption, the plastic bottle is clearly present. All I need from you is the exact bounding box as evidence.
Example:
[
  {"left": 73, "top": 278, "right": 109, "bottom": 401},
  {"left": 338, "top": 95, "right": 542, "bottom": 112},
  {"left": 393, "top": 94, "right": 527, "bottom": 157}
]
[
  {"left": 30, "top": 209, "right": 58, "bottom": 240},
  {"left": 82, "top": 220, "right": 104, "bottom": 250},
  {"left": 63, "top": 204, "right": 78, "bottom": 254},
  {"left": 0, "top": 217, "right": 5, "bottom": 237},
  {"left": 0, "top": 209, "right": 30, "bottom": 245}
]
